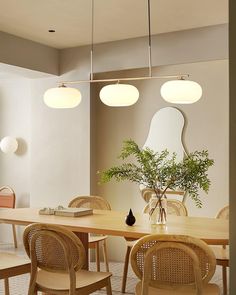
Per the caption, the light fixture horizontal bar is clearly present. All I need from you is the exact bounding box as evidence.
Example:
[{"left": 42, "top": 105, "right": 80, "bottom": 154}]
[{"left": 59, "top": 74, "right": 190, "bottom": 86}]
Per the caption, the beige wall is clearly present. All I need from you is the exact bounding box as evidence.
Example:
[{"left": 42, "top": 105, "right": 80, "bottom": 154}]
[
  {"left": 0, "top": 31, "right": 59, "bottom": 75},
  {"left": 0, "top": 78, "right": 30, "bottom": 243},
  {"left": 60, "top": 24, "right": 228, "bottom": 75},
  {"left": 91, "top": 59, "right": 229, "bottom": 261},
  {"left": 29, "top": 75, "right": 91, "bottom": 208}
]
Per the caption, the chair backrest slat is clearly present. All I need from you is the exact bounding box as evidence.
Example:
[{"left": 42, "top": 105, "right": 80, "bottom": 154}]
[
  {"left": 68, "top": 195, "right": 111, "bottom": 210},
  {"left": 0, "top": 186, "right": 15, "bottom": 208},
  {"left": 143, "top": 199, "right": 188, "bottom": 216},
  {"left": 23, "top": 223, "right": 86, "bottom": 273},
  {"left": 130, "top": 234, "right": 216, "bottom": 291},
  {"left": 141, "top": 188, "right": 184, "bottom": 203},
  {"left": 216, "top": 205, "right": 229, "bottom": 220}
]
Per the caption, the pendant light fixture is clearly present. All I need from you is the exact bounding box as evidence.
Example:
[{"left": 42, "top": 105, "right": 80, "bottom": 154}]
[
  {"left": 160, "top": 78, "right": 202, "bottom": 104},
  {"left": 100, "top": 83, "right": 139, "bottom": 107},
  {"left": 43, "top": 0, "right": 202, "bottom": 108},
  {"left": 44, "top": 84, "right": 81, "bottom": 108}
]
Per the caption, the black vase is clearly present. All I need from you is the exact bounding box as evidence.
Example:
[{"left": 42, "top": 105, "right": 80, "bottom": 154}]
[{"left": 125, "top": 209, "right": 136, "bottom": 226}]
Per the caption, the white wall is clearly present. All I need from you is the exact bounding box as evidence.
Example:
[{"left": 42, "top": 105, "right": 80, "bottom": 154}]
[
  {"left": 29, "top": 74, "right": 90, "bottom": 208},
  {"left": 0, "top": 78, "right": 30, "bottom": 243}
]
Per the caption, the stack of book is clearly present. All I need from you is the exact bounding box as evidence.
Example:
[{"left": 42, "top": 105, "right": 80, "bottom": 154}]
[{"left": 39, "top": 207, "right": 93, "bottom": 217}]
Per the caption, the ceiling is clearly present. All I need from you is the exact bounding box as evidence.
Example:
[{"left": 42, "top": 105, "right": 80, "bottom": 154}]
[{"left": 0, "top": 0, "right": 228, "bottom": 49}]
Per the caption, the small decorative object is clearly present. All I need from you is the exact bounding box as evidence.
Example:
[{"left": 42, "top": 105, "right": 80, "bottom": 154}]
[
  {"left": 99, "top": 139, "right": 214, "bottom": 225},
  {"left": 125, "top": 209, "right": 136, "bottom": 226},
  {"left": 39, "top": 207, "right": 55, "bottom": 215},
  {"left": 0, "top": 137, "right": 18, "bottom": 154}
]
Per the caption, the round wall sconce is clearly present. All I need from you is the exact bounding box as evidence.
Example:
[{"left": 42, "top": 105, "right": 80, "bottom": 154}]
[{"left": 0, "top": 137, "right": 18, "bottom": 154}]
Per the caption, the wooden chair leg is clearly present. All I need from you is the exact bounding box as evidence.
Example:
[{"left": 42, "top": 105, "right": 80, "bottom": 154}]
[
  {"left": 4, "top": 278, "right": 10, "bottom": 295},
  {"left": 12, "top": 224, "right": 17, "bottom": 248},
  {"left": 106, "top": 277, "right": 112, "bottom": 295},
  {"left": 95, "top": 242, "right": 100, "bottom": 272},
  {"left": 121, "top": 246, "right": 131, "bottom": 293},
  {"left": 102, "top": 240, "right": 109, "bottom": 272},
  {"left": 222, "top": 266, "right": 227, "bottom": 295}
]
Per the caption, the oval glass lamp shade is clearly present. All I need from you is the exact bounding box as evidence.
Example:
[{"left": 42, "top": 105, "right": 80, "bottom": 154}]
[
  {"left": 44, "top": 87, "right": 82, "bottom": 108},
  {"left": 0, "top": 137, "right": 18, "bottom": 153},
  {"left": 160, "top": 80, "right": 202, "bottom": 104},
  {"left": 100, "top": 84, "right": 139, "bottom": 106}
]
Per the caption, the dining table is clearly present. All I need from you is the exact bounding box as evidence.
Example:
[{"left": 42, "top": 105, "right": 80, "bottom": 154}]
[
  {"left": 0, "top": 207, "right": 229, "bottom": 294},
  {"left": 0, "top": 207, "right": 228, "bottom": 246}
]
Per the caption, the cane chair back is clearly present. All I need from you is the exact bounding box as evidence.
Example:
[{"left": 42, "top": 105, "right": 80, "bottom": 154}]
[
  {"left": 23, "top": 223, "right": 112, "bottom": 295},
  {"left": 69, "top": 196, "right": 111, "bottom": 210},
  {"left": 68, "top": 196, "right": 111, "bottom": 272},
  {"left": 23, "top": 223, "right": 86, "bottom": 273},
  {"left": 216, "top": 205, "right": 229, "bottom": 220},
  {"left": 121, "top": 198, "right": 188, "bottom": 293},
  {"left": 0, "top": 186, "right": 18, "bottom": 248},
  {"left": 0, "top": 186, "right": 15, "bottom": 208},
  {"left": 130, "top": 235, "right": 216, "bottom": 293},
  {"left": 142, "top": 199, "right": 188, "bottom": 216},
  {"left": 213, "top": 205, "right": 229, "bottom": 295},
  {"left": 141, "top": 188, "right": 184, "bottom": 203}
]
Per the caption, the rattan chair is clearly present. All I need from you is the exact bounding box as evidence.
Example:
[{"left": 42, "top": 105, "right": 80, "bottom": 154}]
[
  {"left": 211, "top": 205, "right": 229, "bottom": 295},
  {"left": 0, "top": 186, "right": 17, "bottom": 248},
  {"left": 121, "top": 199, "right": 188, "bottom": 293},
  {"left": 140, "top": 188, "right": 185, "bottom": 203},
  {"left": 130, "top": 234, "right": 220, "bottom": 295},
  {"left": 68, "top": 196, "right": 111, "bottom": 272},
  {"left": 0, "top": 252, "right": 30, "bottom": 295},
  {"left": 23, "top": 223, "right": 112, "bottom": 295}
]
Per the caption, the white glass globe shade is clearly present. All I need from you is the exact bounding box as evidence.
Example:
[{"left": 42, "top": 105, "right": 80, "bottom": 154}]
[
  {"left": 160, "top": 80, "right": 202, "bottom": 104},
  {"left": 99, "top": 84, "right": 139, "bottom": 106},
  {"left": 44, "top": 87, "right": 82, "bottom": 108},
  {"left": 0, "top": 137, "right": 18, "bottom": 153}
]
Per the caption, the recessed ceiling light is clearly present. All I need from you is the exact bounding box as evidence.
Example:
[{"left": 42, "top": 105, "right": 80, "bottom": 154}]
[{"left": 48, "top": 29, "right": 55, "bottom": 33}]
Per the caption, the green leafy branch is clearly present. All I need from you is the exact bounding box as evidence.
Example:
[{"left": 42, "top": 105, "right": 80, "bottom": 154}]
[{"left": 99, "top": 139, "right": 214, "bottom": 208}]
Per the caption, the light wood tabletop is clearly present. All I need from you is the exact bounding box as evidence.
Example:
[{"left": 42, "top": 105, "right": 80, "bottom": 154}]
[{"left": 0, "top": 208, "right": 229, "bottom": 245}]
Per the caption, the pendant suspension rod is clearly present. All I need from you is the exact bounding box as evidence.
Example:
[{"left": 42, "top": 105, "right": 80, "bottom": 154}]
[
  {"left": 90, "top": 0, "right": 94, "bottom": 81},
  {"left": 59, "top": 74, "right": 189, "bottom": 86},
  {"left": 148, "top": 0, "right": 152, "bottom": 77}
]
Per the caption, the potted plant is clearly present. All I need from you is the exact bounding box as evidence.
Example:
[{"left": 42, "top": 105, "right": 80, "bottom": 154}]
[{"left": 99, "top": 139, "right": 214, "bottom": 224}]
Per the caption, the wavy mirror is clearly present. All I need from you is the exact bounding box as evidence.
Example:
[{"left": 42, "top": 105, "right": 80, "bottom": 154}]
[
  {"left": 141, "top": 107, "right": 187, "bottom": 202},
  {"left": 143, "top": 107, "right": 186, "bottom": 160}
]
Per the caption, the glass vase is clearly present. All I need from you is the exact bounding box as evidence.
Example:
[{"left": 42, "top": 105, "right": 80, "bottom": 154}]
[{"left": 148, "top": 195, "right": 167, "bottom": 225}]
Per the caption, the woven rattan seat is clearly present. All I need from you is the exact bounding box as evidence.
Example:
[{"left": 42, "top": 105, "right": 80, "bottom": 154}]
[
  {"left": 36, "top": 269, "right": 111, "bottom": 291},
  {"left": 121, "top": 199, "right": 188, "bottom": 293},
  {"left": 130, "top": 234, "right": 220, "bottom": 295},
  {"left": 68, "top": 195, "right": 111, "bottom": 272},
  {"left": 0, "top": 186, "right": 17, "bottom": 248},
  {"left": 135, "top": 281, "right": 219, "bottom": 295},
  {"left": 23, "top": 223, "right": 112, "bottom": 295},
  {"left": 210, "top": 205, "right": 229, "bottom": 295}
]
